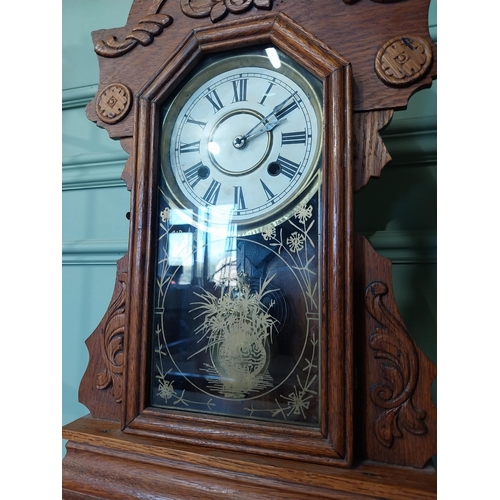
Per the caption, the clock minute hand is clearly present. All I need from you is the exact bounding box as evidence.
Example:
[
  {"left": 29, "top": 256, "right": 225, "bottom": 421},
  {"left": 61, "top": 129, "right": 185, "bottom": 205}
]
[
  {"left": 234, "top": 92, "right": 298, "bottom": 149},
  {"left": 245, "top": 92, "right": 298, "bottom": 141},
  {"left": 243, "top": 115, "right": 287, "bottom": 142},
  {"left": 271, "top": 91, "right": 298, "bottom": 118}
]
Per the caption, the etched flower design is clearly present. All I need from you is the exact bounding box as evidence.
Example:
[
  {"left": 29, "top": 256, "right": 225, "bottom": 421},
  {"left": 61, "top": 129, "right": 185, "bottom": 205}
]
[
  {"left": 261, "top": 225, "right": 276, "bottom": 241},
  {"left": 284, "top": 388, "right": 312, "bottom": 417},
  {"left": 160, "top": 207, "right": 170, "bottom": 222},
  {"left": 294, "top": 204, "right": 313, "bottom": 224},
  {"left": 158, "top": 378, "right": 175, "bottom": 401},
  {"left": 286, "top": 232, "right": 305, "bottom": 253}
]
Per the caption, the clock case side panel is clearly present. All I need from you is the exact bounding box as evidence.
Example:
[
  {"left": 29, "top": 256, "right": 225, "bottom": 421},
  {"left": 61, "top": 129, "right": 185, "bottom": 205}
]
[
  {"left": 353, "top": 234, "right": 437, "bottom": 468},
  {"left": 122, "top": 13, "right": 355, "bottom": 466}
]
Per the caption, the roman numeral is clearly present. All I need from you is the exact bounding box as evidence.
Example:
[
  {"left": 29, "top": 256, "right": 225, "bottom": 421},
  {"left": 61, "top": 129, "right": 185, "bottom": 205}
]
[
  {"left": 260, "top": 179, "right": 275, "bottom": 201},
  {"left": 232, "top": 79, "right": 248, "bottom": 103},
  {"left": 179, "top": 140, "right": 200, "bottom": 154},
  {"left": 184, "top": 162, "right": 206, "bottom": 188},
  {"left": 202, "top": 179, "right": 221, "bottom": 205},
  {"left": 276, "top": 155, "right": 300, "bottom": 179},
  {"left": 259, "top": 82, "right": 275, "bottom": 106},
  {"left": 233, "top": 186, "right": 246, "bottom": 210},
  {"left": 275, "top": 100, "right": 298, "bottom": 121},
  {"left": 186, "top": 116, "right": 207, "bottom": 130},
  {"left": 281, "top": 131, "right": 307, "bottom": 145},
  {"left": 205, "top": 90, "right": 224, "bottom": 113}
]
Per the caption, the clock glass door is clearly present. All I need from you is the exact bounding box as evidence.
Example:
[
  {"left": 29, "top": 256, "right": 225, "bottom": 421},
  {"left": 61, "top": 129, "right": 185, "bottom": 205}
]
[{"left": 149, "top": 47, "right": 324, "bottom": 426}]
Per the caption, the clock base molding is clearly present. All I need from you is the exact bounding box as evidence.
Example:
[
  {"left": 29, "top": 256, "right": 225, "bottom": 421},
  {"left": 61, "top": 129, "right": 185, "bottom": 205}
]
[{"left": 63, "top": 416, "right": 436, "bottom": 500}]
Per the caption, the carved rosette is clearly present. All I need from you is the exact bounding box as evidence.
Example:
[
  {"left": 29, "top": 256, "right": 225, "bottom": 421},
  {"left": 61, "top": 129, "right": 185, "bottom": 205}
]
[
  {"left": 365, "top": 281, "right": 428, "bottom": 448},
  {"left": 181, "top": 0, "right": 273, "bottom": 23},
  {"left": 375, "top": 35, "right": 432, "bottom": 87},
  {"left": 95, "top": 269, "right": 127, "bottom": 403},
  {"left": 95, "top": 84, "right": 132, "bottom": 124}
]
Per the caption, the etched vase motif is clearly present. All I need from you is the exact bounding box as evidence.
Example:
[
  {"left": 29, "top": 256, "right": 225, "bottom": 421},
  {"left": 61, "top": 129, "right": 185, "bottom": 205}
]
[{"left": 191, "top": 274, "right": 277, "bottom": 398}]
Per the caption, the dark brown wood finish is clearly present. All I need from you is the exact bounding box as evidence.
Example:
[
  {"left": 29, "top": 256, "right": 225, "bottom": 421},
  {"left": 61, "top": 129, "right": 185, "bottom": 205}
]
[
  {"left": 64, "top": 0, "right": 437, "bottom": 497},
  {"left": 353, "top": 234, "right": 437, "bottom": 468}
]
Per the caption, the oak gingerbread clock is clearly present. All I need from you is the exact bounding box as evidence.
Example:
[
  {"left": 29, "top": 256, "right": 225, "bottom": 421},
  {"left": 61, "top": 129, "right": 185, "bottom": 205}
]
[{"left": 63, "top": 1, "right": 437, "bottom": 498}]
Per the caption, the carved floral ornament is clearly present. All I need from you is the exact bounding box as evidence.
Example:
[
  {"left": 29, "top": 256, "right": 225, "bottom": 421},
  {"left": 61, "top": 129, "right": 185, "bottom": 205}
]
[
  {"left": 181, "top": 0, "right": 273, "bottom": 23},
  {"left": 365, "top": 281, "right": 428, "bottom": 448},
  {"left": 342, "top": 0, "right": 406, "bottom": 3},
  {"left": 95, "top": 269, "right": 127, "bottom": 403},
  {"left": 95, "top": 0, "right": 408, "bottom": 57},
  {"left": 180, "top": 0, "right": 407, "bottom": 22}
]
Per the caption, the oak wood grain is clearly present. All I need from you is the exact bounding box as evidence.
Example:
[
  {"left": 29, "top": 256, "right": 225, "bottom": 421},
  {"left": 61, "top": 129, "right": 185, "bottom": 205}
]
[
  {"left": 353, "top": 234, "right": 437, "bottom": 467},
  {"left": 86, "top": 0, "right": 436, "bottom": 139},
  {"left": 63, "top": 416, "right": 436, "bottom": 499},
  {"left": 353, "top": 110, "right": 394, "bottom": 192}
]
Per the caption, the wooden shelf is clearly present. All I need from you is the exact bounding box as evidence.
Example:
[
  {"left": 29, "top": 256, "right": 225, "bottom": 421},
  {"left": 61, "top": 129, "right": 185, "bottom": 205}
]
[{"left": 63, "top": 416, "right": 436, "bottom": 499}]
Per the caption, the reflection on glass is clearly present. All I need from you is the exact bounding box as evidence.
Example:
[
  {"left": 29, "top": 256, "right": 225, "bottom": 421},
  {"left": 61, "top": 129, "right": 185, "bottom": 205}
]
[
  {"left": 167, "top": 232, "right": 193, "bottom": 284},
  {"left": 266, "top": 47, "right": 281, "bottom": 69},
  {"left": 150, "top": 189, "right": 322, "bottom": 426},
  {"left": 207, "top": 141, "right": 220, "bottom": 155}
]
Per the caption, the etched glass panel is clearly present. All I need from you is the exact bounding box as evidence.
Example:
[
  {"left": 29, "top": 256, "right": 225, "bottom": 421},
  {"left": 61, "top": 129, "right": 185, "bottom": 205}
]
[{"left": 149, "top": 47, "right": 323, "bottom": 426}]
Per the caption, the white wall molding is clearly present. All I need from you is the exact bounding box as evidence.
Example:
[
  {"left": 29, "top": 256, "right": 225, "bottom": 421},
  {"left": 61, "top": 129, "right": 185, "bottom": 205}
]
[
  {"left": 62, "top": 152, "right": 128, "bottom": 190},
  {"left": 62, "top": 86, "right": 98, "bottom": 110},
  {"left": 62, "top": 239, "right": 128, "bottom": 265},
  {"left": 383, "top": 129, "right": 437, "bottom": 167},
  {"left": 62, "top": 230, "right": 436, "bottom": 266},
  {"left": 361, "top": 229, "right": 437, "bottom": 264}
]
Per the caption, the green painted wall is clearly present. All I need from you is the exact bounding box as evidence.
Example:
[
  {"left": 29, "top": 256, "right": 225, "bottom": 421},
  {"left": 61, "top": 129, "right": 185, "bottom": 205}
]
[
  {"left": 62, "top": 0, "right": 437, "bottom": 453},
  {"left": 62, "top": 0, "right": 134, "bottom": 438}
]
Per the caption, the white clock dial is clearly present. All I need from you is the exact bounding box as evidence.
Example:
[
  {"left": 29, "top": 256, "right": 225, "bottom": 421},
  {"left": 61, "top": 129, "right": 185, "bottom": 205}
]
[{"left": 161, "top": 49, "right": 322, "bottom": 231}]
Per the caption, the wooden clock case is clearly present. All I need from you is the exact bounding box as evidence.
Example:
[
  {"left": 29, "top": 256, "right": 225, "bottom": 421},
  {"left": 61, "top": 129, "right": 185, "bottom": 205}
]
[{"left": 63, "top": 1, "right": 437, "bottom": 498}]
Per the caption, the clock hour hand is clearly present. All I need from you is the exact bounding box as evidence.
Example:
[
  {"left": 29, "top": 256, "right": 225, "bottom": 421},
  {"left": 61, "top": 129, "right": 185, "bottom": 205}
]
[{"left": 233, "top": 92, "right": 298, "bottom": 149}]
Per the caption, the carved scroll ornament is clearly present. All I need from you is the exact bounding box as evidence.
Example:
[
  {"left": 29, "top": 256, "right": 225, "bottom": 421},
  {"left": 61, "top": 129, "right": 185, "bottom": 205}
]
[
  {"left": 95, "top": 269, "right": 127, "bottom": 403},
  {"left": 95, "top": 0, "right": 172, "bottom": 57},
  {"left": 365, "top": 281, "right": 428, "bottom": 448}
]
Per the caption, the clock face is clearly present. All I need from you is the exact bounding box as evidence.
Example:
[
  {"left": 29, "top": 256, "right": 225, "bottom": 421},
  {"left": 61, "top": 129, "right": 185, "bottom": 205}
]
[{"left": 160, "top": 48, "right": 322, "bottom": 232}]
